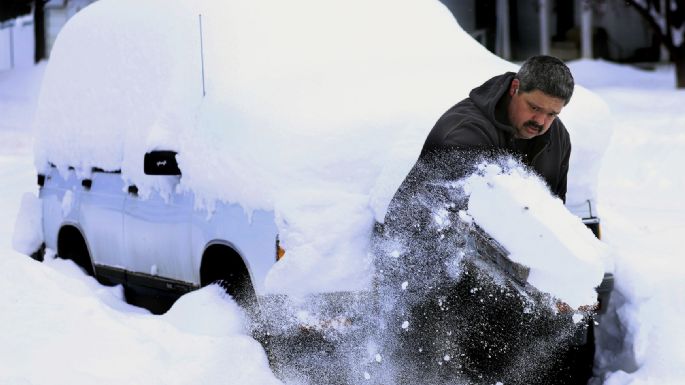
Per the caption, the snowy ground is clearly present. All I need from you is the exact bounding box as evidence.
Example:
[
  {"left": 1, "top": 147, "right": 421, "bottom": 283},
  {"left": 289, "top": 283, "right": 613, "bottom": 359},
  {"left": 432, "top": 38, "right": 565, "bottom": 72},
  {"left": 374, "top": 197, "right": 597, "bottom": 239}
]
[{"left": 1, "top": 59, "right": 684, "bottom": 385}]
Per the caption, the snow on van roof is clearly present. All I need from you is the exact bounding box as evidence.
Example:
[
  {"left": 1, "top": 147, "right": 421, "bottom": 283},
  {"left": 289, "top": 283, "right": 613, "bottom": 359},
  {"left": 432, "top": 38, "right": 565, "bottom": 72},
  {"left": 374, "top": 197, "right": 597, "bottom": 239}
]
[{"left": 33, "top": 0, "right": 612, "bottom": 296}]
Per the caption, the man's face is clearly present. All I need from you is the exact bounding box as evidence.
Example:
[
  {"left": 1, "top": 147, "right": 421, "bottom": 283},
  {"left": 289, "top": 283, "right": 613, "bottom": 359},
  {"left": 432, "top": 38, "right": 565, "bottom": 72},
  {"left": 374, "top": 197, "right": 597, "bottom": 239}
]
[{"left": 507, "top": 79, "right": 565, "bottom": 139}]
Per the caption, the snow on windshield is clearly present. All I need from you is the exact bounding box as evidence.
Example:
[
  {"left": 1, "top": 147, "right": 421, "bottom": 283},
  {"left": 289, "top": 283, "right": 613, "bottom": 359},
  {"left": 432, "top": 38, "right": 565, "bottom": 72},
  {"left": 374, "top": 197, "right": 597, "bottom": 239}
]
[{"left": 32, "top": 0, "right": 611, "bottom": 296}]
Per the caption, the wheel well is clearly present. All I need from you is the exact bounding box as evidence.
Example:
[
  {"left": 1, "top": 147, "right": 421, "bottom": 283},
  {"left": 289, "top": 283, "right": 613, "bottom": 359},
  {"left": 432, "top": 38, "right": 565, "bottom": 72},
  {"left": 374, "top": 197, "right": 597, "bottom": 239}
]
[
  {"left": 200, "top": 244, "right": 256, "bottom": 309},
  {"left": 57, "top": 225, "right": 94, "bottom": 276}
]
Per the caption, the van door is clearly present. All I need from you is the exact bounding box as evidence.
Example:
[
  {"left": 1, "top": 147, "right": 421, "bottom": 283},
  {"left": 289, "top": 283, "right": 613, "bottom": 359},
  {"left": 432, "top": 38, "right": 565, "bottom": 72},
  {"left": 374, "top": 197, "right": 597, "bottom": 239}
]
[
  {"left": 122, "top": 182, "right": 194, "bottom": 283},
  {"left": 79, "top": 171, "right": 126, "bottom": 270}
]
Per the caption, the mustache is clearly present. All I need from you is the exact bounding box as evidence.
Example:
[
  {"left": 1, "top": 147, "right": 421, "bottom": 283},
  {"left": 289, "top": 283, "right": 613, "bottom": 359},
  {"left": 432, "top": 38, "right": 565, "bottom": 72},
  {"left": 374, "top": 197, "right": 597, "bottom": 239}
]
[{"left": 524, "top": 121, "right": 544, "bottom": 132}]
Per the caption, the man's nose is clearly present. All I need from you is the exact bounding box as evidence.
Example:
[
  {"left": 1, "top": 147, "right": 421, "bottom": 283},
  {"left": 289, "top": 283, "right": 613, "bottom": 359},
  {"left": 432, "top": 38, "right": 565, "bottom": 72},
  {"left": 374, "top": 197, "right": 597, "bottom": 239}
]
[{"left": 532, "top": 113, "right": 547, "bottom": 126}]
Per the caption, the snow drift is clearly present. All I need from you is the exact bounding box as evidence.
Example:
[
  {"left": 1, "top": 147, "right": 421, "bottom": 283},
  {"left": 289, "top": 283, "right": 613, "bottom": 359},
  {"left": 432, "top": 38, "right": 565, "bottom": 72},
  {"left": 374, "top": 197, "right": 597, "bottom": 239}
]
[{"left": 0, "top": 253, "right": 281, "bottom": 385}]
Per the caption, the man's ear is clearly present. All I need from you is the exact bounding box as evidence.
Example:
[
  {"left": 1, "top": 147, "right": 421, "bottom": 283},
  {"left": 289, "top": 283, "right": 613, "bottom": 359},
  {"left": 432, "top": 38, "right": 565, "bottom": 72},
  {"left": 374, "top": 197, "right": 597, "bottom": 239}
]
[{"left": 509, "top": 79, "right": 520, "bottom": 97}]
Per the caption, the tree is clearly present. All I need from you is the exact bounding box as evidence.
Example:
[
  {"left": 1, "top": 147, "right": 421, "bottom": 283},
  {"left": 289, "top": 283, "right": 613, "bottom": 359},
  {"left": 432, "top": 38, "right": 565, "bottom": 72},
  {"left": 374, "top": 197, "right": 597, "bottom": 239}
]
[
  {"left": 34, "top": 0, "right": 47, "bottom": 62},
  {"left": 623, "top": 0, "right": 685, "bottom": 88}
]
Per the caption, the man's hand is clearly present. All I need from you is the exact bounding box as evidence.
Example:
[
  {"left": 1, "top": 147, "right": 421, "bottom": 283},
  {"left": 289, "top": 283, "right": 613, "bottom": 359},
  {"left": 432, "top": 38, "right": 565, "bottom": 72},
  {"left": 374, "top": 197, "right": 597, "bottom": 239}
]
[{"left": 555, "top": 300, "right": 598, "bottom": 314}]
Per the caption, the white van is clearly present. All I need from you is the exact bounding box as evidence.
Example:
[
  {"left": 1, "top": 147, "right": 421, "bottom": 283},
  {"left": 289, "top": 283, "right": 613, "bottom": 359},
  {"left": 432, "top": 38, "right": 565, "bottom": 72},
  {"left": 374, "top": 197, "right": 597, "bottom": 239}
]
[{"left": 37, "top": 152, "right": 280, "bottom": 312}]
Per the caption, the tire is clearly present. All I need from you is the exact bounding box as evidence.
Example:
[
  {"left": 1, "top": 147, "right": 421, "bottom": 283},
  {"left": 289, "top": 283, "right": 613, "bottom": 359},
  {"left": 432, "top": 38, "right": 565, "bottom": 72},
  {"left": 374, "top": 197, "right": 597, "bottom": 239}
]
[
  {"left": 199, "top": 246, "right": 259, "bottom": 314},
  {"left": 58, "top": 227, "right": 94, "bottom": 276}
]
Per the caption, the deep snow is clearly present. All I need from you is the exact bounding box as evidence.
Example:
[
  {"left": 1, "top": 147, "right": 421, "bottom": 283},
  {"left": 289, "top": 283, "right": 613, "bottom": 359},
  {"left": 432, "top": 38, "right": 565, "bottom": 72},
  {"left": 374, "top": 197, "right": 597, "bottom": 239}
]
[
  {"left": 0, "top": 3, "right": 684, "bottom": 385},
  {"left": 31, "top": 0, "right": 610, "bottom": 297},
  {"left": 3, "top": 62, "right": 684, "bottom": 384}
]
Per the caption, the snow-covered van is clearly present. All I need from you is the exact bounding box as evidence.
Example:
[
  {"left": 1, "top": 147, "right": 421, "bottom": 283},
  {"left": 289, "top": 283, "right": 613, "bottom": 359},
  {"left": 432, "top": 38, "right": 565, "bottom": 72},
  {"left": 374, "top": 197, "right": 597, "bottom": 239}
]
[
  {"left": 36, "top": 155, "right": 279, "bottom": 311},
  {"left": 21, "top": 0, "right": 614, "bottom": 369}
]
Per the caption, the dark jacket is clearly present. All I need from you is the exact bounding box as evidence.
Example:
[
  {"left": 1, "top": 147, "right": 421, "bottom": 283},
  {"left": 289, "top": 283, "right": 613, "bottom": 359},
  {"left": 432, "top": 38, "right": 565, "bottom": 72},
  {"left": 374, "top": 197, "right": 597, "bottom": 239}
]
[{"left": 421, "top": 72, "right": 571, "bottom": 202}]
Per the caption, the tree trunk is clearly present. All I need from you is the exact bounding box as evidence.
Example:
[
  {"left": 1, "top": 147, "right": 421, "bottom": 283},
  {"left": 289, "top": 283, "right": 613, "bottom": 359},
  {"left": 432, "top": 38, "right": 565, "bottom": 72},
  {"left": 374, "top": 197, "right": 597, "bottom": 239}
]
[
  {"left": 675, "top": 47, "right": 685, "bottom": 88},
  {"left": 33, "top": 0, "right": 45, "bottom": 63}
]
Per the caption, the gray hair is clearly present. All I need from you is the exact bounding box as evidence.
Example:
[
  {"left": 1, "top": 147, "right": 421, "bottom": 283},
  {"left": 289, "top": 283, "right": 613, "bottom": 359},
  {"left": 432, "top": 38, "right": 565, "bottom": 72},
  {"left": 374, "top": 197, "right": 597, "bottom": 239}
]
[{"left": 516, "top": 55, "right": 574, "bottom": 105}]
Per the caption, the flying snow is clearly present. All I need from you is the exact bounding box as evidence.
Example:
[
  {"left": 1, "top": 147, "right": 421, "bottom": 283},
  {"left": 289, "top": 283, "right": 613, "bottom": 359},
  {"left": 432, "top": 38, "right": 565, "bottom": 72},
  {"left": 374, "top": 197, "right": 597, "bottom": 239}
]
[{"left": 464, "top": 161, "right": 610, "bottom": 308}]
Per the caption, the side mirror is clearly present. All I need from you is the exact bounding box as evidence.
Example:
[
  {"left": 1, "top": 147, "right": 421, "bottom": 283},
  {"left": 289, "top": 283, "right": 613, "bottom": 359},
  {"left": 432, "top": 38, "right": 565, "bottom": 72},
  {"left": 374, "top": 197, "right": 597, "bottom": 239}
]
[{"left": 144, "top": 151, "right": 181, "bottom": 176}]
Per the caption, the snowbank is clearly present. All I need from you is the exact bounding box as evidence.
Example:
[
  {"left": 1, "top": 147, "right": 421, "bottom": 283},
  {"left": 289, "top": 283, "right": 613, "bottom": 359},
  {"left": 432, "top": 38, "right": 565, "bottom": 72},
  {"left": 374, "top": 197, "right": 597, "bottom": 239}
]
[
  {"left": 0, "top": 253, "right": 281, "bottom": 385},
  {"left": 569, "top": 59, "right": 675, "bottom": 89},
  {"left": 11, "top": 192, "right": 43, "bottom": 255},
  {"left": 32, "top": 0, "right": 611, "bottom": 296},
  {"left": 561, "top": 85, "right": 613, "bottom": 212},
  {"left": 568, "top": 60, "right": 685, "bottom": 385}
]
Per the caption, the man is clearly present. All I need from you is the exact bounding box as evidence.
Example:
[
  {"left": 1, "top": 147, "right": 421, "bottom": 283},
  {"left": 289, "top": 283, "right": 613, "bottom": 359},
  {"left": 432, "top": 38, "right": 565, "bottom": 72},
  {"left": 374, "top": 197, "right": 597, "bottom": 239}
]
[
  {"left": 421, "top": 55, "right": 573, "bottom": 202},
  {"left": 373, "top": 56, "right": 588, "bottom": 385}
]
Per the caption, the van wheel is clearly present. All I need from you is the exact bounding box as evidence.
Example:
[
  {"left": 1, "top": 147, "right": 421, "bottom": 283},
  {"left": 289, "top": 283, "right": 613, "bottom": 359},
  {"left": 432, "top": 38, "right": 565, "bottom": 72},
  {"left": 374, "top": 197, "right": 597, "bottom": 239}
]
[
  {"left": 58, "top": 226, "right": 95, "bottom": 276},
  {"left": 200, "top": 245, "right": 258, "bottom": 313}
]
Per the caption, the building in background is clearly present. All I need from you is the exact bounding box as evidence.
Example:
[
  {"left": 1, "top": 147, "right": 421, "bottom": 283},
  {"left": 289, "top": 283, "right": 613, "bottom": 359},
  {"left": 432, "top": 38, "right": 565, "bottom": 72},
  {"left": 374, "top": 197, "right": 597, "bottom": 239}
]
[
  {"left": 0, "top": 0, "right": 35, "bottom": 70},
  {"left": 441, "top": 0, "right": 661, "bottom": 65},
  {"left": 0, "top": 0, "right": 95, "bottom": 71},
  {"left": 0, "top": 12, "right": 34, "bottom": 70},
  {"left": 0, "top": 0, "right": 669, "bottom": 72}
]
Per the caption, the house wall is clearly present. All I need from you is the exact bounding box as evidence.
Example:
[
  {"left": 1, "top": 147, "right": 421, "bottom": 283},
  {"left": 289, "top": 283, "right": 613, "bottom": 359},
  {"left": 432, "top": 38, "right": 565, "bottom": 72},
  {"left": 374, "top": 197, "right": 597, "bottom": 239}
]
[{"left": 0, "top": 14, "right": 35, "bottom": 71}]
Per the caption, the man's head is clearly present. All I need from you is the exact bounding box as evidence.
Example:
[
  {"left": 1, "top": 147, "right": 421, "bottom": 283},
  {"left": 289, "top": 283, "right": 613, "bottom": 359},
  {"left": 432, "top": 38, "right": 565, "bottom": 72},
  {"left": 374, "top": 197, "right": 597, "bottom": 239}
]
[{"left": 507, "top": 55, "right": 574, "bottom": 139}]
